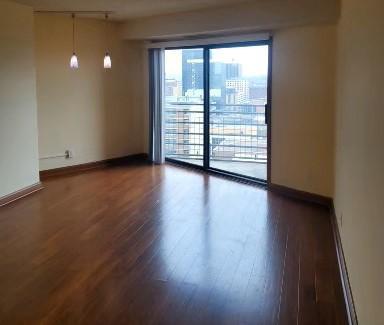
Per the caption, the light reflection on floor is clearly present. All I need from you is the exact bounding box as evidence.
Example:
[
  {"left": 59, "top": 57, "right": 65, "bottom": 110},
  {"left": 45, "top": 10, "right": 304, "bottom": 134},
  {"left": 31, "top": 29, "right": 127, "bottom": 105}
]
[
  {"left": 172, "top": 158, "right": 267, "bottom": 180},
  {"left": 155, "top": 166, "right": 271, "bottom": 307}
]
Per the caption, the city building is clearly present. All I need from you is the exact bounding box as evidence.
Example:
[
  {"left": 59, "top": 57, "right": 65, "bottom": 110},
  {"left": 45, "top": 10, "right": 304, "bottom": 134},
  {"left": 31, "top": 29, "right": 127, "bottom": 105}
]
[
  {"left": 0, "top": 0, "right": 381, "bottom": 324},
  {"left": 182, "top": 50, "right": 204, "bottom": 94}
]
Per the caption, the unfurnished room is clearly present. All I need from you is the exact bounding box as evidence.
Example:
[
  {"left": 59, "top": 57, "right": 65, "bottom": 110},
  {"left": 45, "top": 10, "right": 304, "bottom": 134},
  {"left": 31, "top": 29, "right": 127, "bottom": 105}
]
[{"left": 0, "top": 0, "right": 383, "bottom": 323}]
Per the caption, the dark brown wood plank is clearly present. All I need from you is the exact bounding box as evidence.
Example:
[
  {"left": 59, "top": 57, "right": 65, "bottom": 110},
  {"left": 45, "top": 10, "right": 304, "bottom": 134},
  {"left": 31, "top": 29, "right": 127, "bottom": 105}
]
[{"left": 0, "top": 162, "right": 348, "bottom": 324}]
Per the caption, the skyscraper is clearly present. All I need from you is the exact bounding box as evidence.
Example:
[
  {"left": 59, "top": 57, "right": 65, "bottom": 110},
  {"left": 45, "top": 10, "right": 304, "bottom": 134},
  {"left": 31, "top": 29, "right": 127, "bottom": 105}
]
[
  {"left": 182, "top": 49, "right": 204, "bottom": 95},
  {"left": 226, "top": 62, "right": 241, "bottom": 79}
]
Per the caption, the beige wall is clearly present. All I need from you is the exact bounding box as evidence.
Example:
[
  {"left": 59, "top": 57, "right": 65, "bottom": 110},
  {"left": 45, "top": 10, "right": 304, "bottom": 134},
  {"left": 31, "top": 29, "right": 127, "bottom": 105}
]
[
  {"left": 35, "top": 14, "right": 145, "bottom": 171},
  {"left": 271, "top": 25, "right": 337, "bottom": 197},
  {"left": 0, "top": 0, "right": 40, "bottom": 198},
  {"left": 120, "top": 0, "right": 339, "bottom": 40},
  {"left": 334, "top": 0, "right": 384, "bottom": 323},
  {"left": 2, "top": 1, "right": 381, "bottom": 322},
  {"left": 138, "top": 24, "right": 337, "bottom": 197}
]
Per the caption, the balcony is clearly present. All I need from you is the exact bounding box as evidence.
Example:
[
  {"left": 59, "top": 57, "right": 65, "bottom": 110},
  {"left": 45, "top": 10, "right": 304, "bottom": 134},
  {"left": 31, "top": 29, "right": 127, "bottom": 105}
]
[{"left": 165, "top": 102, "right": 267, "bottom": 180}]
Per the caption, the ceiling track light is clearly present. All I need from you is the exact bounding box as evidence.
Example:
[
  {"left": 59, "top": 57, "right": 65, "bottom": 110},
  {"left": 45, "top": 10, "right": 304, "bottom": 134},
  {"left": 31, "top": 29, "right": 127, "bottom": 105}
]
[
  {"left": 70, "top": 13, "right": 79, "bottom": 69},
  {"left": 65, "top": 11, "right": 113, "bottom": 69},
  {"left": 104, "top": 13, "right": 112, "bottom": 69}
]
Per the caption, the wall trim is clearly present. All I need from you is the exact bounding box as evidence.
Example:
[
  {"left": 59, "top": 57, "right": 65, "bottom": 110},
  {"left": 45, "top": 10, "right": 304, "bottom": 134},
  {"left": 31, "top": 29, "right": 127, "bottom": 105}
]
[
  {"left": 331, "top": 203, "right": 359, "bottom": 325},
  {"left": 145, "top": 32, "right": 271, "bottom": 49},
  {"left": 268, "top": 183, "right": 332, "bottom": 207},
  {"left": 0, "top": 182, "right": 44, "bottom": 207},
  {"left": 39, "top": 153, "right": 149, "bottom": 180}
]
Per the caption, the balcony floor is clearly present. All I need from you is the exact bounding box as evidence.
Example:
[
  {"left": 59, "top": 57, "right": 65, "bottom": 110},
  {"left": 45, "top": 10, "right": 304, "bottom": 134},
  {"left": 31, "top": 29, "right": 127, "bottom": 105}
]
[{"left": 174, "top": 158, "right": 267, "bottom": 180}]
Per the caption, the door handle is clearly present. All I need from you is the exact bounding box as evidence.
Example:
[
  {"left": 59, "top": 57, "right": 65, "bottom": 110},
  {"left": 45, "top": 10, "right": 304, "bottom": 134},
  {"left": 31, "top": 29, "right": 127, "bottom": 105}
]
[{"left": 264, "top": 103, "right": 269, "bottom": 125}]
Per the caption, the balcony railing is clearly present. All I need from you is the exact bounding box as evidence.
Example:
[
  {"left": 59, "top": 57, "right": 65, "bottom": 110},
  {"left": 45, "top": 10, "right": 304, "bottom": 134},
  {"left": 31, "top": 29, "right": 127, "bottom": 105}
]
[{"left": 164, "top": 102, "right": 267, "bottom": 164}]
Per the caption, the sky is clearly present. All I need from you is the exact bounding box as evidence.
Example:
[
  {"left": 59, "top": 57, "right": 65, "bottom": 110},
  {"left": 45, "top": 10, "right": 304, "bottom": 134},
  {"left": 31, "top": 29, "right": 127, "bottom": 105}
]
[{"left": 165, "top": 45, "right": 269, "bottom": 80}]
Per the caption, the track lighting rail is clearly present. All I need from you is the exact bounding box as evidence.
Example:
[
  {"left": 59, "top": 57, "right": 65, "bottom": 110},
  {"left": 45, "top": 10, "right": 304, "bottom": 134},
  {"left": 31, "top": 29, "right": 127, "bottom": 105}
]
[
  {"left": 35, "top": 10, "right": 114, "bottom": 69},
  {"left": 35, "top": 11, "right": 114, "bottom": 15}
]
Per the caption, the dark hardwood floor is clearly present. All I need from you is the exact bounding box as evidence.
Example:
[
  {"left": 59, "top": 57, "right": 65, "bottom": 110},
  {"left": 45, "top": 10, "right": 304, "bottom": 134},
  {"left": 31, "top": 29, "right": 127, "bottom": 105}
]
[{"left": 0, "top": 162, "right": 347, "bottom": 324}]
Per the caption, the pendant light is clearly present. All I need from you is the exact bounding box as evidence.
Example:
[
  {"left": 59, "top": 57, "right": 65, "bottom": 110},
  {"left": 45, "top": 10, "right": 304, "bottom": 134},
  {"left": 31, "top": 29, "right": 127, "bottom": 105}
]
[
  {"left": 103, "top": 13, "right": 112, "bottom": 69},
  {"left": 70, "top": 13, "right": 79, "bottom": 69}
]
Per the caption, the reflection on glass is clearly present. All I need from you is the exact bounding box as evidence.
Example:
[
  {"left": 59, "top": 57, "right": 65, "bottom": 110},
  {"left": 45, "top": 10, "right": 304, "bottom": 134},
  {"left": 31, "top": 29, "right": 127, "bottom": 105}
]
[{"left": 164, "top": 49, "right": 204, "bottom": 166}]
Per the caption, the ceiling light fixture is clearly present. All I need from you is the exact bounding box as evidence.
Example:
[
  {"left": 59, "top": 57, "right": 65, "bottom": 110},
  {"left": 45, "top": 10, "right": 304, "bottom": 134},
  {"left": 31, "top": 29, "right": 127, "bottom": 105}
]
[
  {"left": 70, "top": 13, "right": 79, "bottom": 69},
  {"left": 103, "top": 13, "right": 111, "bottom": 69}
]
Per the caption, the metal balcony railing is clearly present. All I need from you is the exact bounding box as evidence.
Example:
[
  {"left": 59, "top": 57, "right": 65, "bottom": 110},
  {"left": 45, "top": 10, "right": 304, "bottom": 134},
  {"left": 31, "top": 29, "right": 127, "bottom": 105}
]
[{"left": 164, "top": 102, "right": 267, "bottom": 164}]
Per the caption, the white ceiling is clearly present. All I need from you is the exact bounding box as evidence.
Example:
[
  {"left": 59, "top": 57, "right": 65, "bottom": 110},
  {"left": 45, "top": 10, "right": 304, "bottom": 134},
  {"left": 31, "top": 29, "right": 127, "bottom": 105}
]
[{"left": 15, "top": 0, "right": 255, "bottom": 21}]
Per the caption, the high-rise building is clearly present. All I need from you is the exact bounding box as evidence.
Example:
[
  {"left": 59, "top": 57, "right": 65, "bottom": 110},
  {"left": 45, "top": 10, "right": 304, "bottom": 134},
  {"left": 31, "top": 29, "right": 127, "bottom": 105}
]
[
  {"left": 226, "top": 62, "right": 241, "bottom": 79},
  {"left": 210, "top": 62, "right": 226, "bottom": 90},
  {"left": 210, "top": 62, "right": 241, "bottom": 89},
  {"left": 225, "top": 79, "right": 250, "bottom": 104},
  {"left": 182, "top": 50, "right": 204, "bottom": 95},
  {"left": 182, "top": 49, "right": 243, "bottom": 96},
  {"left": 165, "top": 78, "right": 182, "bottom": 97}
]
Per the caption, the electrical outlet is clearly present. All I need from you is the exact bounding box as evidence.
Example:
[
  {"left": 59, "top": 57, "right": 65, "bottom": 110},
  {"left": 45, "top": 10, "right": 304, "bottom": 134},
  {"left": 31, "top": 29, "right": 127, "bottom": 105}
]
[{"left": 65, "top": 150, "right": 73, "bottom": 159}]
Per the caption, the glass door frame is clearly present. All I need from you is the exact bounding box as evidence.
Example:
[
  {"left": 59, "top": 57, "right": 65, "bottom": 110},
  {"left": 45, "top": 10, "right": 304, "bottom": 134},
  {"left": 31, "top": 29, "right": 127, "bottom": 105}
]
[{"left": 164, "top": 38, "right": 273, "bottom": 186}]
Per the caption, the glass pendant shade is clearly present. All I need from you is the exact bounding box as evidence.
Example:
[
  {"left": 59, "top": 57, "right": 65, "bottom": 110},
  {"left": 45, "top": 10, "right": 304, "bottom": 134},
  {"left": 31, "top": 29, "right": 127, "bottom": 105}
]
[
  {"left": 70, "top": 53, "right": 79, "bottom": 69},
  {"left": 70, "top": 14, "right": 78, "bottom": 69},
  {"left": 104, "top": 53, "right": 112, "bottom": 69}
]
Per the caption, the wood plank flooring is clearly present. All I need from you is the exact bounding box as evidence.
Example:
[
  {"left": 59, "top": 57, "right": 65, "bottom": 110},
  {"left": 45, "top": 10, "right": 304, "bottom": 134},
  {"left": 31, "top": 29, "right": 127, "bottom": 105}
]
[{"left": 0, "top": 162, "right": 348, "bottom": 324}]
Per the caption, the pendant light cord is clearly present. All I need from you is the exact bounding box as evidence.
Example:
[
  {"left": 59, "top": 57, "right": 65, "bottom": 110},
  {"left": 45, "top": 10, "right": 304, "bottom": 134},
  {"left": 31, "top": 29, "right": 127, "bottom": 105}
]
[
  {"left": 105, "top": 13, "right": 109, "bottom": 55},
  {"left": 72, "top": 13, "right": 75, "bottom": 54}
]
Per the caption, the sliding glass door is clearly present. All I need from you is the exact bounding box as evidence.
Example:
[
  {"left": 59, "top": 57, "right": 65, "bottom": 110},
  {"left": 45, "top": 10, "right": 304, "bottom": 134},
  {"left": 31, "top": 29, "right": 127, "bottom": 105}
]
[
  {"left": 163, "top": 41, "right": 271, "bottom": 183},
  {"left": 209, "top": 45, "right": 269, "bottom": 180},
  {"left": 164, "top": 48, "right": 204, "bottom": 166}
]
